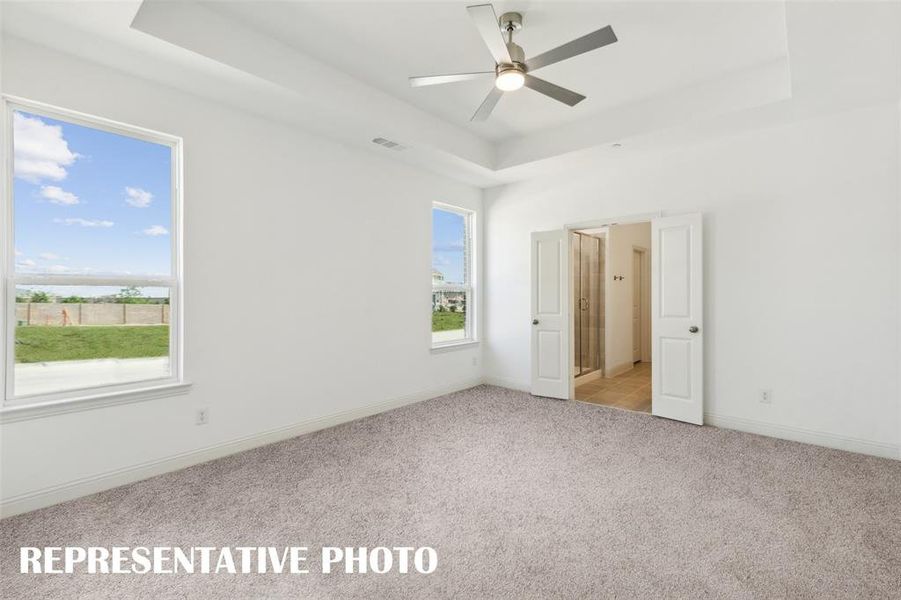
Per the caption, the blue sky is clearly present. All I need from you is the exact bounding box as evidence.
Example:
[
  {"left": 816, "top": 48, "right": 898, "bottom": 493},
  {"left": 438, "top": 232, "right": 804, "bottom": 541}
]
[
  {"left": 432, "top": 208, "right": 466, "bottom": 284},
  {"left": 13, "top": 110, "right": 172, "bottom": 281},
  {"left": 15, "top": 111, "right": 461, "bottom": 293}
]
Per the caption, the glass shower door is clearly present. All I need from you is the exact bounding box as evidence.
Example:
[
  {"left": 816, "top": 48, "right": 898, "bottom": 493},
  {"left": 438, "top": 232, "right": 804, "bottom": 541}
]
[
  {"left": 572, "top": 234, "right": 582, "bottom": 376},
  {"left": 573, "top": 233, "right": 601, "bottom": 378}
]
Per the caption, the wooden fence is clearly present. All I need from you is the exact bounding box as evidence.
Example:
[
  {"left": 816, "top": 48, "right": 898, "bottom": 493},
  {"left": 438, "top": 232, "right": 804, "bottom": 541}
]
[{"left": 15, "top": 303, "right": 170, "bottom": 326}]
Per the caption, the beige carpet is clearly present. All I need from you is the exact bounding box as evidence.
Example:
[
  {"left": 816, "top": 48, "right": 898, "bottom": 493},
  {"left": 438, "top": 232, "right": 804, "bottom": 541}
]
[{"left": 2, "top": 385, "right": 900, "bottom": 598}]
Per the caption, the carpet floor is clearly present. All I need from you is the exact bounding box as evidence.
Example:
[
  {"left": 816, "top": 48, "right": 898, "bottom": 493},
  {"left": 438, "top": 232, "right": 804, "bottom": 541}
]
[{"left": 2, "top": 385, "right": 900, "bottom": 599}]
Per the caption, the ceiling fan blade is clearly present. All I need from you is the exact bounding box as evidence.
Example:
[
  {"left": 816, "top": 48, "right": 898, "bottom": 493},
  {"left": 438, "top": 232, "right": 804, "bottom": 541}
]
[
  {"left": 467, "top": 4, "right": 512, "bottom": 64},
  {"left": 471, "top": 87, "right": 503, "bottom": 121},
  {"left": 409, "top": 72, "right": 494, "bottom": 88},
  {"left": 523, "top": 75, "right": 586, "bottom": 107},
  {"left": 525, "top": 25, "right": 618, "bottom": 72}
]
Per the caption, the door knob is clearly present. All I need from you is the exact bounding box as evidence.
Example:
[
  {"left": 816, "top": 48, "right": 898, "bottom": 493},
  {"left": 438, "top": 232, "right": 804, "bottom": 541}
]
[
  {"left": 689, "top": 326, "right": 699, "bottom": 333},
  {"left": 532, "top": 319, "right": 539, "bottom": 325}
]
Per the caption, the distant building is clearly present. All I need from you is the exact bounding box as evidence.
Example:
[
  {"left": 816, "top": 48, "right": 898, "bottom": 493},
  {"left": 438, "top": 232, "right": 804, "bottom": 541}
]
[{"left": 432, "top": 269, "right": 465, "bottom": 312}]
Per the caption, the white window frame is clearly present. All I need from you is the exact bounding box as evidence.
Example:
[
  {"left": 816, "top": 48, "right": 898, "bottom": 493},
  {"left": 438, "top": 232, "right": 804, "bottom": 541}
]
[
  {"left": 0, "top": 96, "right": 187, "bottom": 412},
  {"left": 431, "top": 201, "right": 477, "bottom": 349}
]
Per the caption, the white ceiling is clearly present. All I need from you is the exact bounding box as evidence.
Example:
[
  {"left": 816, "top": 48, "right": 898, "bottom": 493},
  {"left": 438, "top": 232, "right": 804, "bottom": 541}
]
[
  {"left": 2, "top": 1, "right": 900, "bottom": 187},
  {"left": 211, "top": 1, "right": 790, "bottom": 142}
]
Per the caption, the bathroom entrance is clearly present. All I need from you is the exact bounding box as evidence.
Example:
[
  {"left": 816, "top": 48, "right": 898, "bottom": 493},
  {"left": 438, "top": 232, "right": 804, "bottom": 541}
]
[
  {"left": 571, "top": 222, "right": 653, "bottom": 413},
  {"left": 531, "top": 213, "right": 704, "bottom": 425}
]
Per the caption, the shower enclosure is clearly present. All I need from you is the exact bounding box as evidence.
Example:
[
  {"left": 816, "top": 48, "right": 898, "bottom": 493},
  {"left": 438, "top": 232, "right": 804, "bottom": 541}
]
[{"left": 572, "top": 232, "right": 604, "bottom": 378}]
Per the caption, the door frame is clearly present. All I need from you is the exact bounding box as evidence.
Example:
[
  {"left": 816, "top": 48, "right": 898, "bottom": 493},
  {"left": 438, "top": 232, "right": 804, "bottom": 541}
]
[{"left": 564, "top": 212, "right": 661, "bottom": 400}]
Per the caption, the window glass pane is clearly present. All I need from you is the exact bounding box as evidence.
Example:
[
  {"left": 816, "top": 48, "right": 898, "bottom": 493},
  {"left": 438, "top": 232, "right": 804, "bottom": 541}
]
[
  {"left": 432, "top": 207, "right": 470, "bottom": 345},
  {"left": 431, "top": 208, "right": 466, "bottom": 285},
  {"left": 14, "top": 285, "right": 171, "bottom": 397},
  {"left": 432, "top": 290, "right": 468, "bottom": 344},
  {"left": 13, "top": 110, "right": 172, "bottom": 277}
]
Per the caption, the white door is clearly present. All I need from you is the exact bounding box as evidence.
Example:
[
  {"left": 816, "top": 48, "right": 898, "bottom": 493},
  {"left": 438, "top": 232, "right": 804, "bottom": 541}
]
[
  {"left": 651, "top": 214, "right": 703, "bottom": 424},
  {"left": 530, "top": 230, "right": 570, "bottom": 399},
  {"left": 632, "top": 250, "right": 642, "bottom": 363}
]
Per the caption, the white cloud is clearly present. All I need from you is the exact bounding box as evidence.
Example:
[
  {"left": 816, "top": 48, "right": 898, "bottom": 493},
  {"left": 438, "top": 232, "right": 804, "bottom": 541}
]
[
  {"left": 40, "top": 185, "right": 80, "bottom": 206},
  {"left": 142, "top": 225, "right": 169, "bottom": 237},
  {"left": 125, "top": 187, "right": 153, "bottom": 208},
  {"left": 17, "top": 259, "right": 36, "bottom": 267},
  {"left": 54, "top": 217, "right": 114, "bottom": 228},
  {"left": 15, "top": 249, "right": 23, "bottom": 257},
  {"left": 39, "top": 252, "right": 63, "bottom": 261},
  {"left": 13, "top": 112, "right": 79, "bottom": 183},
  {"left": 17, "top": 263, "right": 95, "bottom": 275},
  {"left": 45, "top": 264, "right": 73, "bottom": 274}
]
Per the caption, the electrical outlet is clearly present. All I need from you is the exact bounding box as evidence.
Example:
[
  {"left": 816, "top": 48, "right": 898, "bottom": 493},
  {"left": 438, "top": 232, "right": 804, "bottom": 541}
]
[
  {"left": 759, "top": 390, "right": 772, "bottom": 404},
  {"left": 195, "top": 408, "right": 209, "bottom": 425}
]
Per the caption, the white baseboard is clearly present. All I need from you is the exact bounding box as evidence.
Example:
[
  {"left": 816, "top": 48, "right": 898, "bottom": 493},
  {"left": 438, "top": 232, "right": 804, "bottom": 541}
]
[
  {"left": 8, "top": 378, "right": 894, "bottom": 519},
  {"left": 604, "top": 361, "right": 633, "bottom": 378},
  {"left": 705, "top": 412, "right": 900, "bottom": 460},
  {"left": 482, "top": 378, "right": 899, "bottom": 461},
  {"left": 482, "top": 375, "right": 529, "bottom": 391},
  {"left": 574, "top": 370, "right": 602, "bottom": 385},
  {"left": 0, "top": 377, "right": 483, "bottom": 519}
]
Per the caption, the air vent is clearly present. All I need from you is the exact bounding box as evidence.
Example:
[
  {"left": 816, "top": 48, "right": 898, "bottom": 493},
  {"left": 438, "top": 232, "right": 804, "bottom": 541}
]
[{"left": 372, "top": 137, "right": 407, "bottom": 151}]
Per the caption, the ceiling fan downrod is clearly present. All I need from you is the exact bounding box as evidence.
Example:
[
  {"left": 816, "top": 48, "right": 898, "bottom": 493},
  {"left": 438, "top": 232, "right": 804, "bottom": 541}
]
[{"left": 498, "top": 11, "right": 525, "bottom": 65}]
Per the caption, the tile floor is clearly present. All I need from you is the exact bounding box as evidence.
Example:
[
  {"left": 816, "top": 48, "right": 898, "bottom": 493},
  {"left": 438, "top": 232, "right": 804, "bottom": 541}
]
[{"left": 574, "top": 362, "right": 651, "bottom": 413}]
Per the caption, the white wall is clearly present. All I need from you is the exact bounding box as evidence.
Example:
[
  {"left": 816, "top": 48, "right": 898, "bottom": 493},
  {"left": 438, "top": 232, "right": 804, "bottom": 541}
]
[
  {"left": 485, "top": 102, "right": 901, "bottom": 457},
  {"left": 0, "top": 38, "right": 483, "bottom": 514},
  {"left": 604, "top": 222, "right": 651, "bottom": 374}
]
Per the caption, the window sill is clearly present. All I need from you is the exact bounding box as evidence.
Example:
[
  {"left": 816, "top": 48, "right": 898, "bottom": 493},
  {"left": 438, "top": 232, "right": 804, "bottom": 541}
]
[
  {"left": 0, "top": 381, "right": 193, "bottom": 424},
  {"left": 430, "top": 340, "right": 480, "bottom": 353}
]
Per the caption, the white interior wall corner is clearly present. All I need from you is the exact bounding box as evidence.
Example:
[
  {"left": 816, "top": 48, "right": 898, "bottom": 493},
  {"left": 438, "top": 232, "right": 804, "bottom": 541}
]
[{"left": 0, "top": 37, "right": 485, "bottom": 514}]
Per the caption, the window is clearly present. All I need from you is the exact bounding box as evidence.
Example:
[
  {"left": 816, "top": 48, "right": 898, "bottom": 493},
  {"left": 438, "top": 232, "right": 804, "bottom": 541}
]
[
  {"left": 431, "top": 203, "right": 475, "bottom": 347},
  {"left": 3, "top": 98, "right": 183, "bottom": 406}
]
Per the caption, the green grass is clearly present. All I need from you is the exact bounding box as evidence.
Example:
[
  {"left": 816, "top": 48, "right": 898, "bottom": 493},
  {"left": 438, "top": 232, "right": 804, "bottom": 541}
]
[
  {"left": 432, "top": 311, "right": 465, "bottom": 332},
  {"left": 15, "top": 325, "right": 169, "bottom": 363}
]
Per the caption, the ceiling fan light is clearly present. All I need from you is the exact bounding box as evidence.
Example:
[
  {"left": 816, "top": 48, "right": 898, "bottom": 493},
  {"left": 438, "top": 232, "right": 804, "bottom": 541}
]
[{"left": 495, "top": 70, "right": 525, "bottom": 91}]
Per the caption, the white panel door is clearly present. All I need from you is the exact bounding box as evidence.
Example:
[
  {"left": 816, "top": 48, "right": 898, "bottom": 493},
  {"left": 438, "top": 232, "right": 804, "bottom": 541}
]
[
  {"left": 651, "top": 214, "right": 703, "bottom": 424},
  {"left": 531, "top": 230, "right": 570, "bottom": 399}
]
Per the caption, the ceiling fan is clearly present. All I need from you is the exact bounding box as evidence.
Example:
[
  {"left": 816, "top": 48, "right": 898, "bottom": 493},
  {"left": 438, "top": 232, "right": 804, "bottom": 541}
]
[{"left": 409, "top": 4, "right": 618, "bottom": 121}]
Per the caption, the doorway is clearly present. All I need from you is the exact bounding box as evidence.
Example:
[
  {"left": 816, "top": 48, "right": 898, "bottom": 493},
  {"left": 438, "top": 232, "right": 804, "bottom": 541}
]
[
  {"left": 572, "top": 223, "right": 652, "bottom": 413},
  {"left": 632, "top": 248, "right": 643, "bottom": 363},
  {"left": 529, "top": 212, "right": 704, "bottom": 425}
]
